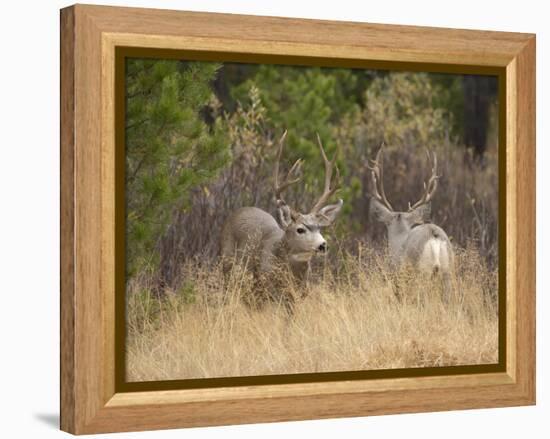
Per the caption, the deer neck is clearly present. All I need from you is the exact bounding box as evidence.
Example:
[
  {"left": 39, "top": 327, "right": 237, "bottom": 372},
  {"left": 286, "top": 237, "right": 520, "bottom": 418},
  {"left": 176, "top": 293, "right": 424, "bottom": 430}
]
[
  {"left": 275, "top": 237, "right": 311, "bottom": 281},
  {"left": 387, "top": 222, "right": 411, "bottom": 260}
]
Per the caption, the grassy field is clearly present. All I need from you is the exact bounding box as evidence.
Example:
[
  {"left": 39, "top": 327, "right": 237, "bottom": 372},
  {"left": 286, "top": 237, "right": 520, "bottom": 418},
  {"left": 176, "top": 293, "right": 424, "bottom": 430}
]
[{"left": 126, "top": 245, "right": 498, "bottom": 382}]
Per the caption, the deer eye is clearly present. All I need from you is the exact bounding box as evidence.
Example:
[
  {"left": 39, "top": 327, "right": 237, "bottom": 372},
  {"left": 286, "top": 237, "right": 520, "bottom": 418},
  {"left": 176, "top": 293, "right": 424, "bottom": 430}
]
[{"left": 296, "top": 227, "right": 306, "bottom": 234}]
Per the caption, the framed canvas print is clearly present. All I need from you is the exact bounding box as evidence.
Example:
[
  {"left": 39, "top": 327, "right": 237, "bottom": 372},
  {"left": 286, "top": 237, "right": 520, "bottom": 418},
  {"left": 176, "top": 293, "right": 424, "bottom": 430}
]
[{"left": 60, "top": 4, "right": 536, "bottom": 435}]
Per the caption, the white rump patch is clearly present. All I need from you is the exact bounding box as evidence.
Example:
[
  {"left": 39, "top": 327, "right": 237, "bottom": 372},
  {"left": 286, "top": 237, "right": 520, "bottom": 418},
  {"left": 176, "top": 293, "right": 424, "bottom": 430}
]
[{"left": 419, "top": 238, "right": 450, "bottom": 274}]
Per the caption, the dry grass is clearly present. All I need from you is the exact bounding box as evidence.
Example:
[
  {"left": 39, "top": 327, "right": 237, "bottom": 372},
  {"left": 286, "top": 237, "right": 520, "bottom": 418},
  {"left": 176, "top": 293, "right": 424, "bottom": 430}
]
[{"left": 126, "top": 245, "right": 498, "bottom": 382}]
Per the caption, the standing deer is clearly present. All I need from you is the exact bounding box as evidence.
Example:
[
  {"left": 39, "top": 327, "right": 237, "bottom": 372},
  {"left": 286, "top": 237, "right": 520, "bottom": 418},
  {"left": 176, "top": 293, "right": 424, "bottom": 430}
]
[
  {"left": 220, "top": 131, "right": 343, "bottom": 312},
  {"left": 367, "top": 145, "right": 455, "bottom": 300}
]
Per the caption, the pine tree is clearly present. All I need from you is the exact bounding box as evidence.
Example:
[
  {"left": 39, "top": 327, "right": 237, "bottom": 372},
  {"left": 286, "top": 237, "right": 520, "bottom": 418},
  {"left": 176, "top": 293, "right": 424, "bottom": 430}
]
[
  {"left": 125, "top": 59, "right": 231, "bottom": 276},
  {"left": 230, "top": 65, "right": 362, "bottom": 216}
]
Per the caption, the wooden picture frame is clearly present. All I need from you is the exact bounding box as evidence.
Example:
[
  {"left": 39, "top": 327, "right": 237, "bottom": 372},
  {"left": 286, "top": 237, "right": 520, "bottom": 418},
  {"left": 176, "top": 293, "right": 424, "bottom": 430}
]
[{"left": 60, "top": 4, "right": 536, "bottom": 434}]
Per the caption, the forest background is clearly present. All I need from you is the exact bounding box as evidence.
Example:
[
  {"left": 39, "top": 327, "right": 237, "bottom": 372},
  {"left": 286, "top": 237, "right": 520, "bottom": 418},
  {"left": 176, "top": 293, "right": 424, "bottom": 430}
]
[{"left": 125, "top": 59, "right": 499, "bottom": 293}]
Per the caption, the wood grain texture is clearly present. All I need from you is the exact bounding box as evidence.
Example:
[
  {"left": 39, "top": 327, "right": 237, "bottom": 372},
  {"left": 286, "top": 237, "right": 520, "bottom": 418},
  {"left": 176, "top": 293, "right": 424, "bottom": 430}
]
[
  {"left": 106, "top": 373, "right": 514, "bottom": 406},
  {"left": 76, "top": 8, "right": 103, "bottom": 429},
  {"left": 514, "top": 37, "right": 536, "bottom": 399},
  {"left": 60, "top": 4, "right": 536, "bottom": 434},
  {"left": 61, "top": 4, "right": 110, "bottom": 433},
  {"left": 505, "top": 58, "right": 518, "bottom": 381},
  {"left": 100, "top": 23, "right": 116, "bottom": 408},
  {"left": 60, "top": 6, "right": 75, "bottom": 433},
  {"left": 85, "top": 382, "right": 528, "bottom": 434},
  {"left": 84, "top": 4, "right": 529, "bottom": 66}
]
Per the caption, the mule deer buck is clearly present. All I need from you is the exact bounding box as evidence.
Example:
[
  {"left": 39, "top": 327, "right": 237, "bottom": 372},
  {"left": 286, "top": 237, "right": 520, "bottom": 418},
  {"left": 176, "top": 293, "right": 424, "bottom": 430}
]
[
  {"left": 220, "top": 131, "right": 343, "bottom": 312},
  {"left": 367, "top": 145, "right": 455, "bottom": 301}
]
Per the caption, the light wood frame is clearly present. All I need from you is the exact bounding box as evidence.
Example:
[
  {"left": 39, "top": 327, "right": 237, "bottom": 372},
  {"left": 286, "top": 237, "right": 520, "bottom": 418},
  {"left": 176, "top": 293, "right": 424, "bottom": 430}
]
[{"left": 60, "top": 4, "right": 536, "bottom": 434}]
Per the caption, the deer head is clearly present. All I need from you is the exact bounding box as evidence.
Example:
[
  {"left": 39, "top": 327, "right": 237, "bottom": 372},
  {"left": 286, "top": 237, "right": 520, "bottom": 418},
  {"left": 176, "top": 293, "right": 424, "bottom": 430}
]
[
  {"left": 274, "top": 131, "right": 343, "bottom": 259},
  {"left": 368, "top": 144, "right": 439, "bottom": 237}
]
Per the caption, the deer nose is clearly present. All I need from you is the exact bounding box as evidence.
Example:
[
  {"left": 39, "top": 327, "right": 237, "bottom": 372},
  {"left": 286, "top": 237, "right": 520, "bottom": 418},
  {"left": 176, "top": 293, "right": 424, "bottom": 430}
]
[{"left": 318, "top": 242, "right": 327, "bottom": 252}]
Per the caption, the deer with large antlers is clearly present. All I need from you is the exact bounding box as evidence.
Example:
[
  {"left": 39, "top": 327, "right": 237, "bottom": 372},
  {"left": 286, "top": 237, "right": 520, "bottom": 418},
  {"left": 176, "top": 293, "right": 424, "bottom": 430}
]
[
  {"left": 220, "top": 131, "right": 343, "bottom": 312},
  {"left": 367, "top": 145, "right": 455, "bottom": 300}
]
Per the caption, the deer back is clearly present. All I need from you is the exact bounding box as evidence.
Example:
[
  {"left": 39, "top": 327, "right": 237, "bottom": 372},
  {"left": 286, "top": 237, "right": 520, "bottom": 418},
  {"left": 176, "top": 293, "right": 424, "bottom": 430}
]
[
  {"left": 221, "top": 206, "right": 283, "bottom": 260},
  {"left": 368, "top": 145, "right": 454, "bottom": 276}
]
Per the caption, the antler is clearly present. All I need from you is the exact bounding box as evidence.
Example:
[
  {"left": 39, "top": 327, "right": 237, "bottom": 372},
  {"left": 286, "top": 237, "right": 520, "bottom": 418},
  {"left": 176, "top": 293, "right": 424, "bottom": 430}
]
[
  {"left": 408, "top": 149, "right": 440, "bottom": 211},
  {"left": 274, "top": 130, "right": 303, "bottom": 205},
  {"left": 309, "top": 133, "right": 341, "bottom": 214},
  {"left": 367, "top": 143, "right": 394, "bottom": 211}
]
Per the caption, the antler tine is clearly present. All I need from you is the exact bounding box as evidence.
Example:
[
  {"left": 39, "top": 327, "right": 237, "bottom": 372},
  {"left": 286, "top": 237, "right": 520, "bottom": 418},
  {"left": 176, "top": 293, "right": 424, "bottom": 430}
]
[
  {"left": 367, "top": 143, "right": 394, "bottom": 211},
  {"left": 274, "top": 130, "right": 303, "bottom": 204},
  {"left": 310, "top": 133, "right": 341, "bottom": 214},
  {"left": 408, "top": 149, "right": 440, "bottom": 211}
]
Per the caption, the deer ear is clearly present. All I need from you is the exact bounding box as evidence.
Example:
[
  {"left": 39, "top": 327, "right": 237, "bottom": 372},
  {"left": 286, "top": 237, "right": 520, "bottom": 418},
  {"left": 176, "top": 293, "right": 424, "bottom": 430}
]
[
  {"left": 408, "top": 202, "right": 431, "bottom": 224},
  {"left": 369, "top": 198, "right": 394, "bottom": 224},
  {"left": 316, "top": 199, "right": 343, "bottom": 227},
  {"left": 277, "top": 204, "right": 293, "bottom": 229}
]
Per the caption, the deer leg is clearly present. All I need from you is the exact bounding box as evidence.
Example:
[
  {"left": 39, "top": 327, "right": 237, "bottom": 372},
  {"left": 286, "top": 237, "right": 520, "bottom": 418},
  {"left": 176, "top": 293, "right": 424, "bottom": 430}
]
[
  {"left": 441, "top": 271, "right": 452, "bottom": 304},
  {"left": 386, "top": 257, "right": 404, "bottom": 303},
  {"left": 267, "top": 271, "right": 297, "bottom": 317},
  {"left": 391, "top": 265, "right": 412, "bottom": 305},
  {"left": 391, "top": 272, "right": 403, "bottom": 302},
  {"left": 246, "top": 269, "right": 270, "bottom": 310},
  {"left": 281, "top": 293, "right": 296, "bottom": 317},
  {"left": 220, "top": 234, "right": 237, "bottom": 301}
]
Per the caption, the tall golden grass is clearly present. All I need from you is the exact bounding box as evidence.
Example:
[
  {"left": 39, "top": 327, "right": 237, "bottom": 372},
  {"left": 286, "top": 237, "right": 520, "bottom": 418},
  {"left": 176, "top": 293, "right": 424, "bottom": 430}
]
[{"left": 126, "top": 244, "right": 498, "bottom": 382}]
